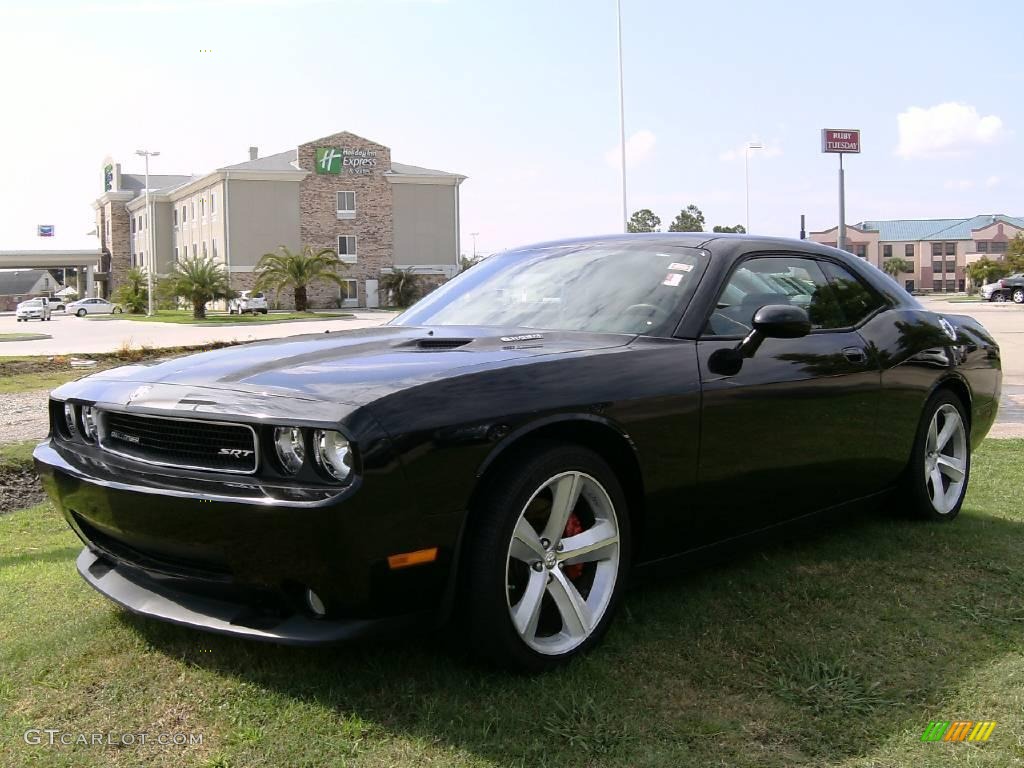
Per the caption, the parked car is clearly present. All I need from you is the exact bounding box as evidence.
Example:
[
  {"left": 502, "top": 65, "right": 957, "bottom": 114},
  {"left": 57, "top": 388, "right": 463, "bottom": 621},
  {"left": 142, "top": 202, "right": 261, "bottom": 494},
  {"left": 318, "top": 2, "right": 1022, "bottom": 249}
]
[
  {"left": 15, "top": 297, "right": 52, "bottom": 321},
  {"left": 66, "top": 297, "right": 123, "bottom": 317},
  {"left": 980, "top": 282, "right": 1003, "bottom": 302},
  {"left": 991, "top": 273, "right": 1024, "bottom": 304},
  {"left": 36, "top": 234, "right": 1001, "bottom": 671},
  {"left": 228, "top": 290, "right": 268, "bottom": 315}
]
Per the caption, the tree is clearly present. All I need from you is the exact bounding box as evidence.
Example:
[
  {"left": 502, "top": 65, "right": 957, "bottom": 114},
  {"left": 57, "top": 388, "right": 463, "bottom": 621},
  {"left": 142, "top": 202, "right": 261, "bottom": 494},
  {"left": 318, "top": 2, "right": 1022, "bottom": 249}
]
[
  {"left": 712, "top": 224, "right": 746, "bottom": 234},
  {"left": 1006, "top": 233, "right": 1024, "bottom": 273},
  {"left": 627, "top": 209, "right": 661, "bottom": 233},
  {"left": 113, "top": 266, "right": 148, "bottom": 314},
  {"left": 254, "top": 245, "right": 347, "bottom": 312},
  {"left": 668, "top": 205, "right": 705, "bottom": 232},
  {"left": 965, "top": 257, "right": 1008, "bottom": 290},
  {"left": 161, "top": 256, "right": 232, "bottom": 319},
  {"left": 380, "top": 268, "right": 422, "bottom": 308},
  {"left": 459, "top": 254, "right": 480, "bottom": 272},
  {"left": 882, "top": 257, "right": 912, "bottom": 278}
]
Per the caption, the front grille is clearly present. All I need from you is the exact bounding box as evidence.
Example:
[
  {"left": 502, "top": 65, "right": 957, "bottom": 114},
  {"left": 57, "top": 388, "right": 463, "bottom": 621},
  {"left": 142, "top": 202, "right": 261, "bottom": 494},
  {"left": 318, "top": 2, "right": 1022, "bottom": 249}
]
[{"left": 99, "top": 411, "right": 258, "bottom": 474}]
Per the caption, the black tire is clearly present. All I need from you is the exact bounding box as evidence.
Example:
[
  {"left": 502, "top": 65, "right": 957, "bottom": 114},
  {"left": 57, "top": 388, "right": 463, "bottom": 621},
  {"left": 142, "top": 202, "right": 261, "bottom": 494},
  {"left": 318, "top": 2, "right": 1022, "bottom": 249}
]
[
  {"left": 261, "top": 309, "right": 268, "bottom": 315},
  {"left": 992, "top": 292, "right": 1006, "bottom": 303},
  {"left": 899, "top": 390, "right": 970, "bottom": 521},
  {"left": 1013, "top": 288, "right": 1024, "bottom": 304},
  {"left": 113, "top": 307, "right": 122, "bottom": 314},
  {"left": 462, "top": 443, "right": 631, "bottom": 672},
  {"left": 76, "top": 309, "right": 86, "bottom": 317}
]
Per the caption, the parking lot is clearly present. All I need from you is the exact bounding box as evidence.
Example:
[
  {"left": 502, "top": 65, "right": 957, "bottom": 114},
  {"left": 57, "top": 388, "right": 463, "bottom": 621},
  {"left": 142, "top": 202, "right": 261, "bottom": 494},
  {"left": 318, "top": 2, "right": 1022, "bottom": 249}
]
[{"left": 0, "top": 309, "right": 396, "bottom": 356}]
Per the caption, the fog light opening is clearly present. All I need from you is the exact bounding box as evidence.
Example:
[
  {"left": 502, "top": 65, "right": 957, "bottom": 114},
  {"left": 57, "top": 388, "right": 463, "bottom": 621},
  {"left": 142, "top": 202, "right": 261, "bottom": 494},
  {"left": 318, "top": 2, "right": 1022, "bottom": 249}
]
[{"left": 305, "top": 588, "right": 327, "bottom": 618}]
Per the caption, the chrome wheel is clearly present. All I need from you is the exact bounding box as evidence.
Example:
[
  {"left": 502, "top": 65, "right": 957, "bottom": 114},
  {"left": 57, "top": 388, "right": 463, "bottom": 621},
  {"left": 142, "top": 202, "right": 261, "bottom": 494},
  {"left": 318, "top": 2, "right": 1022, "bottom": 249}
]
[
  {"left": 924, "top": 404, "right": 967, "bottom": 514},
  {"left": 1013, "top": 289, "right": 1024, "bottom": 304},
  {"left": 994, "top": 292, "right": 1007, "bottom": 303},
  {"left": 505, "top": 471, "right": 620, "bottom": 656}
]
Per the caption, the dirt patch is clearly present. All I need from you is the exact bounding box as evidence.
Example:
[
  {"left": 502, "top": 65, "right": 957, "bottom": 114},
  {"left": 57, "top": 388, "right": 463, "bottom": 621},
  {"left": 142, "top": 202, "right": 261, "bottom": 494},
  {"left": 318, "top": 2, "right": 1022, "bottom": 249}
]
[
  {"left": 0, "top": 340, "right": 244, "bottom": 378},
  {"left": 0, "top": 464, "right": 45, "bottom": 514}
]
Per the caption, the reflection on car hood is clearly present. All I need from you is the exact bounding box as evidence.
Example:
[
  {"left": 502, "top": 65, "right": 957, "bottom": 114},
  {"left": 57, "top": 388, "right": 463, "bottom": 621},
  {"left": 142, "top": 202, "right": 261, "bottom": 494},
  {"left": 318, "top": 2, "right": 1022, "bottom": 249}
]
[{"left": 55, "top": 325, "right": 632, "bottom": 407}]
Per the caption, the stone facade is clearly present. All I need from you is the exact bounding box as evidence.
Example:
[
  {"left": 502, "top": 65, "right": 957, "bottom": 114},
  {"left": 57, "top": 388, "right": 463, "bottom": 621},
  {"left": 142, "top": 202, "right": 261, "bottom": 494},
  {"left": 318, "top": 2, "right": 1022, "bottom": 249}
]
[
  {"left": 298, "top": 132, "right": 394, "bottom": 308},
  {"left": 97, "top": 198, "right": 132, "bottom": 297}
]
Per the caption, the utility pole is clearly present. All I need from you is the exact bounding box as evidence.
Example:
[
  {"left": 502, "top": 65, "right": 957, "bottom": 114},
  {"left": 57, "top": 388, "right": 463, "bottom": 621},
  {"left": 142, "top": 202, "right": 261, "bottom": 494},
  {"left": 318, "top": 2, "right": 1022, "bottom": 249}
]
[
  {"left": 470, "top": 232, "right": 479, "bottom": 260},
  {"left": 136, "top": 149, "right": 160, "bottom": 315},
  {"left": 616, "top": 0, "right": 627, "bottom": 232}
]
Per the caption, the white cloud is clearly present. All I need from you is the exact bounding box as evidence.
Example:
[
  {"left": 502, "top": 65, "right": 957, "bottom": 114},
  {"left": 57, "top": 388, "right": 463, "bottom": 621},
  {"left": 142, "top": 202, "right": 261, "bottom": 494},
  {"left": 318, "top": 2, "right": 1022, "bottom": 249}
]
[
  {"left": 719, "top": 141, "right": 782, "bottom": 162},
  {"left": 986, "top": 175, "right": 1001, "bottom": 188},
  {"left": 605, "top": 129, "right": 656, "bottom": 169},
  {"left": 896, "top": 102, "right": 1004, "bottom": 158}
]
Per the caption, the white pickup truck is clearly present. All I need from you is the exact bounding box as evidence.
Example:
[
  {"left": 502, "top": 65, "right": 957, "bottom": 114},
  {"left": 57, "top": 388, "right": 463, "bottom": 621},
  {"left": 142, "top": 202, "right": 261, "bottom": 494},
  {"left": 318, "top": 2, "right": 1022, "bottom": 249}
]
[{"left": 16, "top": 297, "right": 52, "bottom": 322}]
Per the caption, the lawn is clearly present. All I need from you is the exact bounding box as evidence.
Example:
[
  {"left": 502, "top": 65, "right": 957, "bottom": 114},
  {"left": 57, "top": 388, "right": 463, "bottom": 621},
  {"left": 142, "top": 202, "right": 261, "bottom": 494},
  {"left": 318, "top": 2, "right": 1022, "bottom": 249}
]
[
  {"left": 90, "top": 310, "right": 354, "bottom": 325},
  {"left": 0, "top": 332, "right": 51, "bottom": 342},
  {"left": 2, "top": 441, "right": 1023, "bottom": 767}
]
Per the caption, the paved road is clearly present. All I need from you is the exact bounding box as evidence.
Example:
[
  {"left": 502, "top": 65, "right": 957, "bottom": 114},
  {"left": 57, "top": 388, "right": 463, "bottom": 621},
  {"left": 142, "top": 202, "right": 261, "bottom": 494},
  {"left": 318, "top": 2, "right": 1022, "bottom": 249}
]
[{"left": 0, "top": 310, "right": 396, "bottom": 356}]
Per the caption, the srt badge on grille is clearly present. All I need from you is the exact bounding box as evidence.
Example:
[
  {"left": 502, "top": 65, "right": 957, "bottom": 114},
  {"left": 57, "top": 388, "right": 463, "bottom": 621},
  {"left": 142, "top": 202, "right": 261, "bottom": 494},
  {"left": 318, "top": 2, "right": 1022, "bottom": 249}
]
[{"left": 218, "top": 448, "right": 254, "bottom": 458}]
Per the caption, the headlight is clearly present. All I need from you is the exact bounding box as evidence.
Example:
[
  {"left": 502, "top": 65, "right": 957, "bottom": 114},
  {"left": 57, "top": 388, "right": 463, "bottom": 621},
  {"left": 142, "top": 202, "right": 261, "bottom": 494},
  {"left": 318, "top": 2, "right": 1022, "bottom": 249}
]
[
  {"left": 63, "top": 403, "right": 76, "bottom": 436},
  {"left": 273, "top": 426, "right": 305, "bottom": 474},
  {"left": 313, "top": 430, "right": 353, "bottom": 482},
  {"left": 80, "top": 406, "right": 97, "bottom": 441}
]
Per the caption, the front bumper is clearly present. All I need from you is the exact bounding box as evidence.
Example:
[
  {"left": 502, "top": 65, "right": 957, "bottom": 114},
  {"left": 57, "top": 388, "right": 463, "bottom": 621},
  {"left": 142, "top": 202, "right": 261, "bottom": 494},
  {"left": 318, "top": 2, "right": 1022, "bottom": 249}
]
[
  {"left": 76, "top": 547, "right": 416, "bottom": 645},
  {"left": 35, "top": 439, "right": 461, "bottom": 644}
]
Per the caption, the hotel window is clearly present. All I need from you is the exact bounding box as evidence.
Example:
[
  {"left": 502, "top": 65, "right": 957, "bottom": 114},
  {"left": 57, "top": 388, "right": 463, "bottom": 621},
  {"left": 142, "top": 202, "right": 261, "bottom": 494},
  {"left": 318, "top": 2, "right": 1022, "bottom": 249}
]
[
  {"left": 932, "top": 279, "right": 943, "bottom": 291},
  {"left": 882, "top": 244, "right": 892, "bottom": 259},
  {"left": 931, "top": 259, "right": 943, "bottom": 274},
  {"left": 945, "top": 258, "right": 956, "bottom": 273},
  {"left": 905, "top": 244, "right": 914, "bottom": 258},
  {"left": 338, "top": 235, "right": 357, "bottom": 263},
  {"left": 173, "top": 208, "right": 178, "bottom": 227},
  {"left": 854, "top": 244, "right": 867, "bottom": 259},
  {"left": 192, "top": 244, "right": 198, "bottom": 257},
  {"left": 944, "top": 242, "right": 956, "bottom": 256},
  {"left": 190, "top": 200, "right": 195, "bottom": 220},
  {"left": 945, "top": 280, "right": 956, "bottom": 292},
  {"left": 202, "top": 242, "right": 207, "bottom": 258},
  {"left": 336, "top": 191, "right": 356, "bottom": 219},
  {"left": 131, "top": 217, "right": 136, "bottom": 234},
  {"left": 975, "top": 241, "right": 989, "bottom": 253},
  {"left": 992, "top": 241, "right": 1008, "bottom": 254},
  {"left": 174, "top": 247, "right": 178, "bottom": 262},
  {"left": 340, "top": 278, "right": 358, "bottom": 307},
  {"left": 212, "top": 238, "right": 217, "bottom": 259},
  {"left": 200, "top": 198, "right": 205, "bottom": 217},
  {"left": 210, "top": 192, "right": 216, "bottom": 215},
  {"left": 182, "top": 205, "right": 187, "bottom": 223}
]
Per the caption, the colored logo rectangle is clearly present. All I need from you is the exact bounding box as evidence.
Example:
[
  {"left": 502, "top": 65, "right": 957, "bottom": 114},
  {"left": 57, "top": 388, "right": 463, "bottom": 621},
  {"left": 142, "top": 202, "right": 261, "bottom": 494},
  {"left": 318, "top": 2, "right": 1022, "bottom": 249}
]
[
  {"left": 315, "top": 147, "right": 342, "bottom": 174},
  {"left": 921, "top": 720, "right": 996, "bottom": 742}
]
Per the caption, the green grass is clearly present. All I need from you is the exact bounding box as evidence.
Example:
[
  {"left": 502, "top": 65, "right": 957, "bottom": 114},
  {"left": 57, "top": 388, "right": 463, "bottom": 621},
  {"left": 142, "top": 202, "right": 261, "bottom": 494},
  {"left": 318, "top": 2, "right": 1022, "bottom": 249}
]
[
  {"left": 0, "top": 440, "right": 37, "bottom": 468},
  {"left": 2, "top": 441, "right": 1024, "bottom": 767},
  {"left": 90, "top": 310, "right": 354, "bottom": 325},
  {"left": 0, "top": 332, "right": 51, "bottom": 342}
]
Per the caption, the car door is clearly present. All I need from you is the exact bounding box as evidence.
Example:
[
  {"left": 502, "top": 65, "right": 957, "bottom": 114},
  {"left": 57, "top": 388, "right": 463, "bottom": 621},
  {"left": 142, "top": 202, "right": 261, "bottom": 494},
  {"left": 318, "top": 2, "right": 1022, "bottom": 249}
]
[{"left": 692, "top": 253, "right": 882, "bottom": 544}]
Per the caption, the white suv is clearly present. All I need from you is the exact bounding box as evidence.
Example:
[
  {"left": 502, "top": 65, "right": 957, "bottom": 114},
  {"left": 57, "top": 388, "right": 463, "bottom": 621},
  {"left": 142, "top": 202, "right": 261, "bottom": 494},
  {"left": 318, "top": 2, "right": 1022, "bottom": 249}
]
[
  {"left": 16, "top": 297, "right": 52, "bottom": 321},
  {"left": 228, "top": 290, "right": 268, "bottom": 315}
]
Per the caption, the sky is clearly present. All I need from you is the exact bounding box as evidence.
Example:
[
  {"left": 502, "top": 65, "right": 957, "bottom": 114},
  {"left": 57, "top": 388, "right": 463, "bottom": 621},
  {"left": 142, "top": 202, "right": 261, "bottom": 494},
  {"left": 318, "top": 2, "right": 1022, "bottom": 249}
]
[{"left": 0, "top": 0, "right": 1020, "bottom": 256}]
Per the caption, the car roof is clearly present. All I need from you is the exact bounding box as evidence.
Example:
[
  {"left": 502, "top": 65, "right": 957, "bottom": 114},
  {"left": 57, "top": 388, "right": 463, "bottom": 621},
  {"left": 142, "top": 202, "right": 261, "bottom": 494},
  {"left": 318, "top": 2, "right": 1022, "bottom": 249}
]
[{"left": 502, "top": 232, "right": 842, "bottom": 257}]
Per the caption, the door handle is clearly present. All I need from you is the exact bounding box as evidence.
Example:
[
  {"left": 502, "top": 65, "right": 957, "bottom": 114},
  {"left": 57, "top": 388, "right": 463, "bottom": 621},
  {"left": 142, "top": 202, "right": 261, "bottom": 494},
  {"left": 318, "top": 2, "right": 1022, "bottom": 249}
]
[{"left": 842, "top": 346, "right": 867, "bottom": 364}]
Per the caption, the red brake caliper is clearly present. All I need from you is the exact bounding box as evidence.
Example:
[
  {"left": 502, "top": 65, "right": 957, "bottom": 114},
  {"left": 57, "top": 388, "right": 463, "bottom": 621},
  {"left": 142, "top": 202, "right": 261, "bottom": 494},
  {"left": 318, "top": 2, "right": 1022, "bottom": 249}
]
[{"left": 562, "top": 513, "right": 584, "bottom": 580}]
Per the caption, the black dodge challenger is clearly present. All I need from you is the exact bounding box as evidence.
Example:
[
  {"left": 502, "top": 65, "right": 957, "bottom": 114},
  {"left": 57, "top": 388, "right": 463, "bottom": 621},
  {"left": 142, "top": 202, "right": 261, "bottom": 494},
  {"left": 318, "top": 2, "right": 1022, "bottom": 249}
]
[{"left": 35, "top": 234, "right": 1001, "bottom": 671}]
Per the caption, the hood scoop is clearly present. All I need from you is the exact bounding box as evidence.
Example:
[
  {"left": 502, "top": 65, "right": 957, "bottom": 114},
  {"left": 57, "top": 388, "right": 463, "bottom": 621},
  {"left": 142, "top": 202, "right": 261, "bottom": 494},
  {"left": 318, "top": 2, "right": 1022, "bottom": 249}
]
[{"left": 410, "top": 337, "right": 474, "bottom": 351}]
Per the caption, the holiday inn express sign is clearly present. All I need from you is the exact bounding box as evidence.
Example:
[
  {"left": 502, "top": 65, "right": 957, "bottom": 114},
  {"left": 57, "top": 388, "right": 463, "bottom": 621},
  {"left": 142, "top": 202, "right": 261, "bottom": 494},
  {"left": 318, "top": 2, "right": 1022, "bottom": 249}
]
[
  {"left": 821, "top": 129, "right": 861, "bottom": 153},
  {"left": 315, "top": 147, "right": 379, "bottom": 176}
]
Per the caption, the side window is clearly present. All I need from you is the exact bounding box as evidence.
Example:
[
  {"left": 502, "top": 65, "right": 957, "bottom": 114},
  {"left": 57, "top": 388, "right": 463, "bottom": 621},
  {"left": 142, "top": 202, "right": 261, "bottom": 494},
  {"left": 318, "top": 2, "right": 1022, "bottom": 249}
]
[
  {"left": 704, "top": 256, "right": 845, "bottom": 336},
  {"left": 818, "top": 261, "right": 887, "bottom": 326}
]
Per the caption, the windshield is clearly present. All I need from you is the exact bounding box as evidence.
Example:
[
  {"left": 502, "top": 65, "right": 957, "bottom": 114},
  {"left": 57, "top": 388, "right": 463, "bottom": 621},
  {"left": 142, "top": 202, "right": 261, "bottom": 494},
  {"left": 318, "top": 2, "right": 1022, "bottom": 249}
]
[{"left": 394, "top": 242, "right": 707, "bottom": 336}]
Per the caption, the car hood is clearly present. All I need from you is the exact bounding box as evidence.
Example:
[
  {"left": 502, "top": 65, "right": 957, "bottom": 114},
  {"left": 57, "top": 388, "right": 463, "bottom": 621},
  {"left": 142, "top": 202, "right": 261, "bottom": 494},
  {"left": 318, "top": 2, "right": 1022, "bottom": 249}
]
[{"left": 54, "top": 325, "right": 632, "bottom": 412}]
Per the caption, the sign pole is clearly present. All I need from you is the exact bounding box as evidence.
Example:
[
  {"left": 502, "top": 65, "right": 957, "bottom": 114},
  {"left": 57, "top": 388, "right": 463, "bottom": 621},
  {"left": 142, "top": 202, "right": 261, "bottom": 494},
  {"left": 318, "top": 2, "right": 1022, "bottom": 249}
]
[{"left": 838, "top": 153, "right": 846, "bottom": 252}]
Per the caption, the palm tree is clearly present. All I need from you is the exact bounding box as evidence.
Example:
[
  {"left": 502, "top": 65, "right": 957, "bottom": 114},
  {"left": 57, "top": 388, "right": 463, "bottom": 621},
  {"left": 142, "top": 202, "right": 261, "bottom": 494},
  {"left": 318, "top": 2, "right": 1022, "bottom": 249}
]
[
  {"left": 113, "top": 266, "right": 148, "bottom": 314},
  {"left": 161, "top": 256, "right": 232, "bottom": 319},
  {"left": 380, "top": 268, "right": 422, "bottom": 308},
  {"left": 882, "top": 257, "right": 911, "bottom": 278},
  {"left": 254, "top": 245, "right": 346, "bottom": 312}
]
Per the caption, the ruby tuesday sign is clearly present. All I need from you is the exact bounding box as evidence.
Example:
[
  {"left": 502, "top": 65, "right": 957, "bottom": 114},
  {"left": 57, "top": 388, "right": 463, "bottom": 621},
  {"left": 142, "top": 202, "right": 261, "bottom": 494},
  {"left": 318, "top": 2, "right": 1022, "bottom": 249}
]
[
  {"left": 315, "top": 147, "right": 378, "bottom": 176},
  {"left": 821, "top": 129, "right": 861, "bottom": 153}
]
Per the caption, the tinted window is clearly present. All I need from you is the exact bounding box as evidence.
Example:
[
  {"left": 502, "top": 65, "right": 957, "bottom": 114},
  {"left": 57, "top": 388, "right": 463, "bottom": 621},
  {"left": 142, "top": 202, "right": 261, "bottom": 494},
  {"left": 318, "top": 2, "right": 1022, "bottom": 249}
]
[
  {"left": 819, "top": 260, "right": 887, "bottom": 325},
  {"left": 704, "top": 256, "right": 845, "bottom": 336}
]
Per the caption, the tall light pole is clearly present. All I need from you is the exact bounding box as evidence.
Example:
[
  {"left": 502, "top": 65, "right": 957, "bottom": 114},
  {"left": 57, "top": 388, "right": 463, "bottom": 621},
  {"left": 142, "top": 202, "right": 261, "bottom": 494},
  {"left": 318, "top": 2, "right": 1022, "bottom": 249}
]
[
  {"left": 136, "top": 149, "right": 160, "bottom": 316},
  {"left": 470, "top": 232, "right": 480, "bottom": 260},
  {"left": 744, "top": 141, "right": 763, "bottom": 233},
  {"left": 616, "top": 0, "right": 627, "bottom": 232}
]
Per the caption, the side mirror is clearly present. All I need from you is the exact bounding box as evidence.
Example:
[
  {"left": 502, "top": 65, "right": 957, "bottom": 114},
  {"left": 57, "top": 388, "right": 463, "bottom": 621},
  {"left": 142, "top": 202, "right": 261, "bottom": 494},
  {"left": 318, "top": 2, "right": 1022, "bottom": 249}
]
[
  {"left": 752, "top": 304, "right": 812, "bottom": 339},
  {"left": 738, "top": 304, "right": 810, "bottom": 359}
]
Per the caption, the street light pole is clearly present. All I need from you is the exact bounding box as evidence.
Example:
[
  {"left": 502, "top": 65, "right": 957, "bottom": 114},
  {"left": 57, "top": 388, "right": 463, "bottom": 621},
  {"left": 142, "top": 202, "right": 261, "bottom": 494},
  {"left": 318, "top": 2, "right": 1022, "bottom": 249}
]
[
  {"left": 136, "top": 149, "right": 160, "bottom": 316},
  {"left": 616, "top": 0, "right": 627, "bottom": 232},
  {"left": 470, "top": 232, "right": 479, "bottom": 260},
  {"left": 744, "top": 141, "right": 763, "bottom": 233}
]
